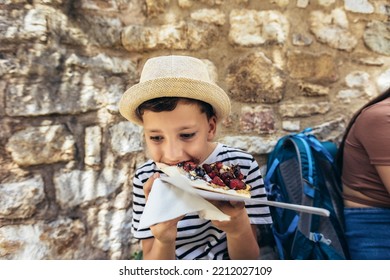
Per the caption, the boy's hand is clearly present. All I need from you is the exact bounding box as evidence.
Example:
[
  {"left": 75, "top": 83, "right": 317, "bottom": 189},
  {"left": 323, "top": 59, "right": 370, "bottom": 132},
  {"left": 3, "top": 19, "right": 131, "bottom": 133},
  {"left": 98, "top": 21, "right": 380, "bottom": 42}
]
[
  {"left": 143, "top": 172, "right": 183, "bottom": 244},
  {"left": 150, "top": 216, "right": 182, "bottom": 244},
  {"left": 210, "top": 200, "right": 249, "bottom": 236},
  {"left": 143, "top": 172, "right": 160, "bottom": 201}
]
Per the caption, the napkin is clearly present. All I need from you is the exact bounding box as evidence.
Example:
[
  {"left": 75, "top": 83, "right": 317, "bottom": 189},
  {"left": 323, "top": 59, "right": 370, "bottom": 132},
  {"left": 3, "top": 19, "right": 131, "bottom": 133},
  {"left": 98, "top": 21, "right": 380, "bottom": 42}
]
[{"left": 138, "top": 176, "right": 230, "bottom": 230}]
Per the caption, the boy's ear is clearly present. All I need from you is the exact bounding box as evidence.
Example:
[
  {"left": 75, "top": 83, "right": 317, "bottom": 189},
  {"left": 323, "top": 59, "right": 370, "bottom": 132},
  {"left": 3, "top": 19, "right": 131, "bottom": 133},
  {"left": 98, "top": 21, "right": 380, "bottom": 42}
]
[{"left": 207, "top": 116, "right": 217, "bottom": 140}]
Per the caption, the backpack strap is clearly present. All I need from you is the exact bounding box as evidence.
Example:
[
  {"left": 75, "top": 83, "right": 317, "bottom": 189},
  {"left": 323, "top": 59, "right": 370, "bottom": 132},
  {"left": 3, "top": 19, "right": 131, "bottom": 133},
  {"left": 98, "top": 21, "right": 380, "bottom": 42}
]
[
  {"left": 290, "top": 135, "right": 315, "bottom": 192},
  {"left": 272, "top": 214, "right": 299, "bottom": 260},
  {"left": 286, "top": 135, "right": 316, "bottom": 238},
  {"left": 264, "top": 158, "right": 279, "bottom": 191},
  {"left": 264, "top": 134, "right": 290, "bottom": 189},
  {"left": 297, "top": 128, "right": 335, "bottom": 163}
]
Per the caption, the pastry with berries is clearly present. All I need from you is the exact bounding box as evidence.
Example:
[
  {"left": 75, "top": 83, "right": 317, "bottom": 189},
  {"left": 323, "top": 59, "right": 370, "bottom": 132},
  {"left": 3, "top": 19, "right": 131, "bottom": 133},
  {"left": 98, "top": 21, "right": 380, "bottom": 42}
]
[{"left": 159, "top": 160, "right": 251, "bottom": 199}]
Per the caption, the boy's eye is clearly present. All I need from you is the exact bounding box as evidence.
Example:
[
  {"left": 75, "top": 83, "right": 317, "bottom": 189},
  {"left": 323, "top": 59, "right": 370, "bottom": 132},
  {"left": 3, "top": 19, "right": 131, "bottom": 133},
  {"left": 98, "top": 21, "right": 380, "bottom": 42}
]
[
  {"left": 180, "top": 132, "right": 196, "bottom": 140},
  {"left": 149, "top": 135, "right": 163, "bottom": 142}
]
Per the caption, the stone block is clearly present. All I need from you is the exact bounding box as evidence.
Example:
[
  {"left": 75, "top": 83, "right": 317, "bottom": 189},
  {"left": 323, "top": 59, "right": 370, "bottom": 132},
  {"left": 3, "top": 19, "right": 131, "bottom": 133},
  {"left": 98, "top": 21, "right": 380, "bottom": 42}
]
[
  {"left": 5, "top": 125, "right": 75, "bottom": 166},
  {"left": 0, "top": 175, "right": 45, "bottom": 219},
  {"left": 280, "top": 102, "right": 331, "bottom": 117},
  {"left": 229, "top": 9, "right": 289, "bottom": 46},
  {"left": 310, "top": 8, "right": 357, "bottom": 52},
  {"left": 364, "top": 21, "right": 390, "bottom": 56},
  {"left": 240, "top": 106, "right": 275, "bottom": 134},
  {"left": 54, "top": 167, "right": 127, "bottom": 208},
  {"left": 287, "top": 51, "right": 338, "bottom": 83},
  {"left": 85, "top": 126, "right": 102, "bottom": 166},
  {"left": 227, "top": 52, "right": 285, "bottom": 103},
  {"left": 109, "top": 121, "right": 144, "bottom": 156}
]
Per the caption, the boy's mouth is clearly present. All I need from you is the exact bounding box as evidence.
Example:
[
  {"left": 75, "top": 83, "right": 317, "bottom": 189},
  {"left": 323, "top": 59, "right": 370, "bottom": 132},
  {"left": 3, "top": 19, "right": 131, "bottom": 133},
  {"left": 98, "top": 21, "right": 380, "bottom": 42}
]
[{"left": 164, "top": 158, "right": 200, "bottom": 166}]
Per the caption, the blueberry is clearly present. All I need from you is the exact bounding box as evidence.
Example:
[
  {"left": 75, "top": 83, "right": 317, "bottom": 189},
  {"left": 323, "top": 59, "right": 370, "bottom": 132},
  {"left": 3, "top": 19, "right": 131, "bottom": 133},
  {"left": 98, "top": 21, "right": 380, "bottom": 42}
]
[{"left": 195, "top": 166, "right": 205, "bottom": 177}]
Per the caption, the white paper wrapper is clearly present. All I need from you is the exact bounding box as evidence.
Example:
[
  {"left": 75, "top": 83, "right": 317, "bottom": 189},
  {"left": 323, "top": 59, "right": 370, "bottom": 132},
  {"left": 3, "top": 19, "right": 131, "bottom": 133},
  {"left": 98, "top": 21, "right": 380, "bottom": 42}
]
[{"left": 138, "top": 177, "right": 230, "bottom": 230}]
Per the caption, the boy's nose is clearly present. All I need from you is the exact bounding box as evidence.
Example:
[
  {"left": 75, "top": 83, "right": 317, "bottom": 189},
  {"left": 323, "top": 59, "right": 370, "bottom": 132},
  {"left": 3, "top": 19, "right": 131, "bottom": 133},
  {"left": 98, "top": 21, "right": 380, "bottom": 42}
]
[{"left": 164, "top": 140, "right": 183, "bottom": 163}]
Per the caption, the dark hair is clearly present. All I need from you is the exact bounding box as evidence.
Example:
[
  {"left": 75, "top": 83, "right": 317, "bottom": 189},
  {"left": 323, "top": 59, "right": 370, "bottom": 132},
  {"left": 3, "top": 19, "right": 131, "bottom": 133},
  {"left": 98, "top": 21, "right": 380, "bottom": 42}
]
[
  {"left": 336, "top": 87, "right": 390, "bottom": 171},
  {"left": 135, "top": 97, "right": 215, "bottom": 122}
]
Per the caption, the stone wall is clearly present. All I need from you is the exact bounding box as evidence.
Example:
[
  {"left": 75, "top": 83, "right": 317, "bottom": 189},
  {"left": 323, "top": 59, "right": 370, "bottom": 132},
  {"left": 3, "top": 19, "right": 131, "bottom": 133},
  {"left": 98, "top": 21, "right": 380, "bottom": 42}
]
[{"left": 0, "top": 0, "right": 389, "bottom": 259}]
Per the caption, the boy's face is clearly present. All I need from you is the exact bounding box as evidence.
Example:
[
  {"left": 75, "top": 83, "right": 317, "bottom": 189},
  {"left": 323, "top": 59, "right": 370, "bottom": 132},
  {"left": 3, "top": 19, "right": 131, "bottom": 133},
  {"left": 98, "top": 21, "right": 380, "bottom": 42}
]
[{"left": 142, "top": 101, "right": 217, "bottom": 165}]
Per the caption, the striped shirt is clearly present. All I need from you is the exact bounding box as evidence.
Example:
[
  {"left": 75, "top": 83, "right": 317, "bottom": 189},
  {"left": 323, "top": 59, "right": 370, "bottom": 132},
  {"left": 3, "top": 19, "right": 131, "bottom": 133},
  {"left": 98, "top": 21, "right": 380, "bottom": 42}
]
[{"left": 131, "top": 143, "right": 272, "bottom": 259}]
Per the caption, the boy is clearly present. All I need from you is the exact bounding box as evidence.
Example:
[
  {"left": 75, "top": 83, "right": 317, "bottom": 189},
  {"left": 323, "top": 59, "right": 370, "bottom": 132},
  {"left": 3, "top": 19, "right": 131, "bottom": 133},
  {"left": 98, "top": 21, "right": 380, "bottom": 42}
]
[{"left": 119, "top": 55, "right": 272, "bottom": 259}]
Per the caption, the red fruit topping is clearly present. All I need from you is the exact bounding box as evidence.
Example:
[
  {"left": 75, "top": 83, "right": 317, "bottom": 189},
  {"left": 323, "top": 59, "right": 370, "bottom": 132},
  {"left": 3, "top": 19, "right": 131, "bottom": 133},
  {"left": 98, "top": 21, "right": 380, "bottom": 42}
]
[
  {"left": 215, "top": 161, "right": 223, "bottom": 170},
  {"left": 202, "top": 164, "right": 213, "bottom": 173},
  {"left": 211, "top": 176, "right": 225, "bottom": 186},
  {"left": 183, "top": 161, "right": 197, "bottom": 172},
  {"left": 232, "top": 165, "right": 244, "bottom": 180},
  {"left": 229, "top": 179, "right": 245, "bottom": 190},
  {"left": 208, "top": 171, "right": 218, "bottom": 179},
  {"left": 220, "top": 171, "right": 234, "bottom": 184}
]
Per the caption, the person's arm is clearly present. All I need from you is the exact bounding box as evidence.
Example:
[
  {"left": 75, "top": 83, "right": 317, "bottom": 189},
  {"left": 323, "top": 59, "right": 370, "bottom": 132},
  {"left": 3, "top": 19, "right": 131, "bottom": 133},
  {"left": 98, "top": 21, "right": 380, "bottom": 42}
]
[
  {"left": 226, "top": 219, "right": 259, "bottom": 260},
  {"left": 211, "top": 201, "right": 260, "bottom": 259},
  {"left": 376, "top": 165, "right": 390, "bottom": 194}
]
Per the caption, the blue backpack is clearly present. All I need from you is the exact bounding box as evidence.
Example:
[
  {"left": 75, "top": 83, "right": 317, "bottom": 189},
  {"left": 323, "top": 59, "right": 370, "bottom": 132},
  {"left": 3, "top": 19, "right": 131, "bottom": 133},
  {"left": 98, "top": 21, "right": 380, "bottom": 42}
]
[{"left": 264, "top": 128, "right": 349, "bottom": 260}]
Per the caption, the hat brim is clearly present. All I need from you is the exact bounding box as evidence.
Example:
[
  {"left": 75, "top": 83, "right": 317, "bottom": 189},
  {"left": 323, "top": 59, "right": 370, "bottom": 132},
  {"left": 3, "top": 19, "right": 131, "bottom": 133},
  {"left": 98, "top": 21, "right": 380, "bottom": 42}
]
[{"left": 119, "top": 77, "right": 231, "bottom": 125}]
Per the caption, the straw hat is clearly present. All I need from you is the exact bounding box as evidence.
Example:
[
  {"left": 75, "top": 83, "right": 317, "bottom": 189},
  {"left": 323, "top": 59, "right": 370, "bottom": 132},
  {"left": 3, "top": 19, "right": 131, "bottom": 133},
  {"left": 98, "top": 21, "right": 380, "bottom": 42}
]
[{"left": 118, "top": 55, "right": 231, "bottom": 125}]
